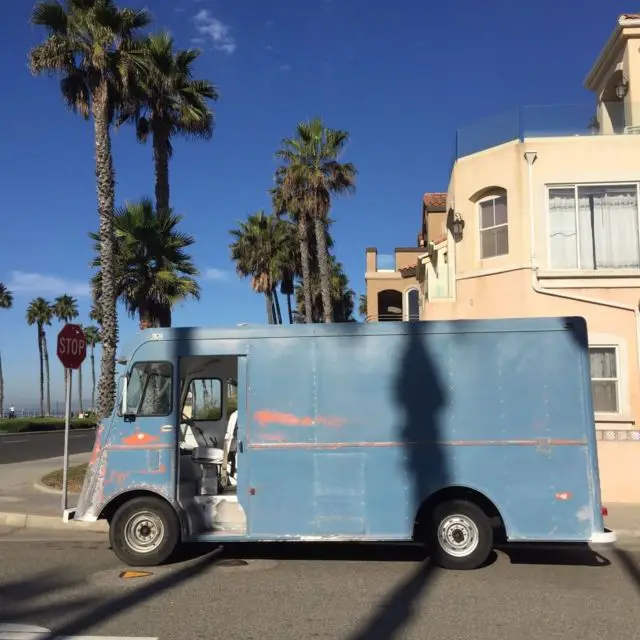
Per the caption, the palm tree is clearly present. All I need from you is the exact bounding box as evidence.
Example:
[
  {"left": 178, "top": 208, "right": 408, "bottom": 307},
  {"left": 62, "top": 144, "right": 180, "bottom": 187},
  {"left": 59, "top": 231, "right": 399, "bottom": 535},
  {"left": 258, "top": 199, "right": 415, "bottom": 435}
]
[
  {"left": 358, "top": 294, "right": 367, "bottom": 320},
  {"left": 29, "top": 0, "right": 152, "bottom": 419},
  {"left": 272, "top": 170, "right": 314, "bottom": 324},
  {"left": 26, "top": 298, "right": 54, "bottom": 417},
  {"left": 84, "top": 326, "right": 101, "bottom": 413},
  {"left": 229, "top": 212, "right": 296, "bottom": 324},
  {"left": 295, "top": 256, "right": 355, "bottom": 323},
  {"left": 275, "top": 117, "right": 357, "bottom": 323},
  {"left": 53, "top": 295, "right": 80, "bottom": 411},
  {"left": 90, "top": 198, "right": 200, "bottom": 329},
  {"left": 0, "top": 283, "right": 12, "bottom": 417},
  {"left": 119, "top": 31, "right": 218, "bottom": 214}
]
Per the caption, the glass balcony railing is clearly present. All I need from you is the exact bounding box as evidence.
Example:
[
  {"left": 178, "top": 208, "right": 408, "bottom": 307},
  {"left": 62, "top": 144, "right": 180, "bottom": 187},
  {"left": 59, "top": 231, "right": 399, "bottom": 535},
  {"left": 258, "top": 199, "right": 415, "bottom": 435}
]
[
  {"left": 452, "top": 102, "right": 640, "bottom": 162},
  {"left": 376, "top": 253, "right": 395, "bottom": 271}
]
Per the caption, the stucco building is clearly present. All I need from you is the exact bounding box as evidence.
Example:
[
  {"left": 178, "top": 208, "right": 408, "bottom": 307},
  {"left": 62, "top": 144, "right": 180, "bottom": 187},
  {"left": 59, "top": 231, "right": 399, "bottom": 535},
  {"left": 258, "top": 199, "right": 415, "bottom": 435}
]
[{"left": 365, "top": 14, "right": 640, "bottom": 503}]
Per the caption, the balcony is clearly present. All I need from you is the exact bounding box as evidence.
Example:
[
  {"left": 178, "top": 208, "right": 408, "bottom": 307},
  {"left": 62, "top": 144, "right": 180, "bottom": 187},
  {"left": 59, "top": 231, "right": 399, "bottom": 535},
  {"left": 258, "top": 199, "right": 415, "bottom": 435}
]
[{"left": 452, "top": 102, "right": 640, "bottom": 162}]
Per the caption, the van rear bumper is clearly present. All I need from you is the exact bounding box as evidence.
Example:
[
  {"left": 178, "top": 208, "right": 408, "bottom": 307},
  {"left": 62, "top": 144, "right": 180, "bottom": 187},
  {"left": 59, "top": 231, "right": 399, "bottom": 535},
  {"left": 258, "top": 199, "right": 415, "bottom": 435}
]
[{"left": 590, "top": 528, "right": 616, "bottom": 544}]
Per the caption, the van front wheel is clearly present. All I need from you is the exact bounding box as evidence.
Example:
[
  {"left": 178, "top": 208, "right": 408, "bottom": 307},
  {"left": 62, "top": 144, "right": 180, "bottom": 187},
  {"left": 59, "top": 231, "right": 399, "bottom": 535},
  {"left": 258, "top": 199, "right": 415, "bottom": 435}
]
[
  {"left": 429, "top": 499, "right": 493, "bottom": 570},
  {"left": 109, "top": 496, "right": 180, "bottom": 567}
]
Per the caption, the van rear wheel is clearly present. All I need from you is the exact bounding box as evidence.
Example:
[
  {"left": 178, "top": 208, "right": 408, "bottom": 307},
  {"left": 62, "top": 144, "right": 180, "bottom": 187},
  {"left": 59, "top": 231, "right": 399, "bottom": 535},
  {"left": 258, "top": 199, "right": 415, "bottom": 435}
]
[
  {"left": 429, "top": 499, "right": 493, "bottom": 570},
  {"left": 109, "top": 496, "right": 180, "bottom": 567}
]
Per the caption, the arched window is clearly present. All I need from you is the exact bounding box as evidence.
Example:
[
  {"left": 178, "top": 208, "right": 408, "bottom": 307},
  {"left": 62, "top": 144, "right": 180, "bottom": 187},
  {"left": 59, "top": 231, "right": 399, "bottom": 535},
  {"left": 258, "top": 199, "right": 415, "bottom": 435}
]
[
  {"left": 478, "top": 190, "right": 508, "bottom": 259},
  {"left": 404, "top": 288, "right": 420, "bottom": 321},
  {"left": 377, "top": 290, "right": 402, "bottom": 322}
]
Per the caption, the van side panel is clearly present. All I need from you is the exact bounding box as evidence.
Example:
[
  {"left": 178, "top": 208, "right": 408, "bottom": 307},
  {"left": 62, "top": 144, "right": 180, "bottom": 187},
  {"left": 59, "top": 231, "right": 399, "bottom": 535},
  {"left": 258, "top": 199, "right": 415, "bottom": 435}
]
[{"left": 246, "top": 319, "right": 597, "bottom": 542}]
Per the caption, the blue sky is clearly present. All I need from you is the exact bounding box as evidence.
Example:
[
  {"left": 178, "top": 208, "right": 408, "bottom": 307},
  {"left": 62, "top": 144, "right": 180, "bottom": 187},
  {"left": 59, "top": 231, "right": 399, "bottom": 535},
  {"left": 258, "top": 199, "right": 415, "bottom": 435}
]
[{"left": 0, "top": 0, "right": 630, "bottom": 407}]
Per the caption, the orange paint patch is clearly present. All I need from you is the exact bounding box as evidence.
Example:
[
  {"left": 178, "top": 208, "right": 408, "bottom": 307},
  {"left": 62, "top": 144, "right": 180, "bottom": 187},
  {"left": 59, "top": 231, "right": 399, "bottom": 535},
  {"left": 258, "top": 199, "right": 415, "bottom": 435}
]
[
  {"left": 259, "top": 432, "right": 286, "bottom": 442},
  {"left": 254, "top": 410, "right": 313, "bottom": 427},
  {"left": 555, "top": 492, "right": 572, "bottom": 501},
  {"left": 122, "top": 431, "right": 160, "bottom": 446},
  {"left": 254, "top": 410, "right": 346, "bottom": 429}
]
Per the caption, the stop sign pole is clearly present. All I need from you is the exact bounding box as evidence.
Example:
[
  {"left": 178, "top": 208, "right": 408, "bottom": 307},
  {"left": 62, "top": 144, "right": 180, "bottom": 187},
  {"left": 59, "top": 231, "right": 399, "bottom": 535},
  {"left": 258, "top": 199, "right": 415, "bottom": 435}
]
[{"left": 56, "top": 323, "right": 87, "bottom": 516}]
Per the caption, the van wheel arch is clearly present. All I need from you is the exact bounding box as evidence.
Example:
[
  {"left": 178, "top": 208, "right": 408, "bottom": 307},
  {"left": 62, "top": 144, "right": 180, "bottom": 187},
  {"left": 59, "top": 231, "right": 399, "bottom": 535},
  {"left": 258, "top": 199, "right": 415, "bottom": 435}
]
[
  {"left": 99, "top": 490, "right": 184, "bottom": 540},
  {"left": 414, "top": 486, "right": 506, "bottom": 544}
]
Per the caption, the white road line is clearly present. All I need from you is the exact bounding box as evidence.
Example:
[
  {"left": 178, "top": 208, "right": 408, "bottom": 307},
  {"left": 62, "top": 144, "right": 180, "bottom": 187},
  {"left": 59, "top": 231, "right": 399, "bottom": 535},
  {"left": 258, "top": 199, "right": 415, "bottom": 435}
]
[
  {"left": 2, "top": 439, "right": 29, "bottom": 445},
  {"left": 0, "top": 623, "right": 158, "bottom": 639}
]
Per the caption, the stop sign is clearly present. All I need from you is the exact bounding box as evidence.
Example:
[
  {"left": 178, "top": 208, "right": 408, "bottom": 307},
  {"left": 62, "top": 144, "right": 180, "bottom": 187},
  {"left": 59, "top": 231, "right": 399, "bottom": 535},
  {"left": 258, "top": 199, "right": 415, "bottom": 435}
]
[{"left": 57, "top": 324, "right": 87, "bottom": 370}]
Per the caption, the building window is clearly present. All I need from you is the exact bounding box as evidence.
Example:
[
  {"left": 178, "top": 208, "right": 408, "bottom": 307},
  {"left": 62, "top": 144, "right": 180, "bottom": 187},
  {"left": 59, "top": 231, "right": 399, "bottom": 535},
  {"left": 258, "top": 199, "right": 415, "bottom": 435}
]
[
  {"left": 404, "top": 288, "right": 420, "bottom": 321},
  {"left": 589, "top": 347, "right": 619, "bottom": 413},
  {"left": 479, "top": 195, "right": 508, "bottom": 259},
  {"left": 548, "top": 184, "right": 640, "bottom": 270}
]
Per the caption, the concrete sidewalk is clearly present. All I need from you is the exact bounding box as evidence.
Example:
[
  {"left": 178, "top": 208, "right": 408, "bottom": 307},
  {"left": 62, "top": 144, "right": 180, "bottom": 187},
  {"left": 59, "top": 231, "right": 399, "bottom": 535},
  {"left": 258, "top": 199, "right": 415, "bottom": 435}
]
[
  {"left": 0, "top": 455, "right": 639, "bottom": 541},
  {"left": 0, "top": 453, "right": 107, "bottom": 532}
]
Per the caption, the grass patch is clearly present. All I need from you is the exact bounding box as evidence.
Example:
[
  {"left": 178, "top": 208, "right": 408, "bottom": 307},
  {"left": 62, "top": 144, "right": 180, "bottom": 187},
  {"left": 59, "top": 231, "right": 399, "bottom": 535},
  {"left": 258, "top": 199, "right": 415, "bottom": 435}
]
[
  {"left": 41, "top": 463, "right": 88, "bottom": 493},
  {"left": 0, "top": 417, "right": 96, "bottom": 434}
]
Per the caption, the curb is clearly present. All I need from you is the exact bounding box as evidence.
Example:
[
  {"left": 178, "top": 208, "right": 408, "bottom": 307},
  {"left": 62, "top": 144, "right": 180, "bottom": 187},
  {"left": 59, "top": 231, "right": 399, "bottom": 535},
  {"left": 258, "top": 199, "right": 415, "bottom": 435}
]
[
  {"left": 0, "top": 427, "right": 96, "bottom": 437},
  {"left": 0, "top": 511, "right": 108, "bottom": 533},
  {"left": 33, "top": 481, "right": 79, "bottom": 496}
]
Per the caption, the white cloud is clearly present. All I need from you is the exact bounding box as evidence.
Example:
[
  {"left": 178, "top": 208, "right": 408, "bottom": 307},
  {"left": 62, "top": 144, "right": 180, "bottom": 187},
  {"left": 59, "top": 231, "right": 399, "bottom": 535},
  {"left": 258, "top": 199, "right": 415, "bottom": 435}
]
[
  {"left": 204, "top": 268, "right": 231, "bottom": 281},
  {"left": 7, "top": 271, "right": 91, "bottom": 297},
  {"left": 193, "top": 10, "right": 236, "bottom": 54}
]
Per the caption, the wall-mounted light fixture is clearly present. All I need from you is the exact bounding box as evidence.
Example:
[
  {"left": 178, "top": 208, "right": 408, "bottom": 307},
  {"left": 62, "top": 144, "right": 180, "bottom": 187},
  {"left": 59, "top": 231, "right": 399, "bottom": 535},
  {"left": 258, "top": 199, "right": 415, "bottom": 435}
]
[
  {"left": 615, "top": 76, "right": 629, "bottom": 100},
  {"left": 450, "top": 212, "right": 465, "bottom": 242}
]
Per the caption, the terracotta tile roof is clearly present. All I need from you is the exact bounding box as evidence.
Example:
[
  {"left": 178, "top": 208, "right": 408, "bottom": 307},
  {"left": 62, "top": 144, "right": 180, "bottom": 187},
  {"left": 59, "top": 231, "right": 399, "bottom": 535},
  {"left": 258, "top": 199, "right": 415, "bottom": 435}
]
[
  {"left": 399, "top": 265, "right": 417, "bottom": 278},
  {"left": 423, "top": 193, "right": 447, "bottom": 211},
  {"left": 621, "top": 13, "right": 640, "bottom": 19}
]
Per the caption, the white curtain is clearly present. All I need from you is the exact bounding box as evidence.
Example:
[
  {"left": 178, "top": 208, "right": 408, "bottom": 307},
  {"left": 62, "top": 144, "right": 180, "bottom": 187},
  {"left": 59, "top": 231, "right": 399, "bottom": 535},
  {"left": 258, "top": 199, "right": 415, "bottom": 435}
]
[
  {"left": 549, "top": 188, "right": 578, "bottom": 268},
  {"left": 578, "top": 186, "right": 639, "bottom": 269},
  {"left": 549, "top": 185, "right": 639, "bottom": 269}
]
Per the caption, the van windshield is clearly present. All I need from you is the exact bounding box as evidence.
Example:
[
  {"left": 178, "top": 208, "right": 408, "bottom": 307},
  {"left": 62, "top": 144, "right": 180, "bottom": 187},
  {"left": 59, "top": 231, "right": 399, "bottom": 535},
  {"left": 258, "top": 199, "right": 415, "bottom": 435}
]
[{"left": 125, "top": 362, "right": 173, "bottom": 417}]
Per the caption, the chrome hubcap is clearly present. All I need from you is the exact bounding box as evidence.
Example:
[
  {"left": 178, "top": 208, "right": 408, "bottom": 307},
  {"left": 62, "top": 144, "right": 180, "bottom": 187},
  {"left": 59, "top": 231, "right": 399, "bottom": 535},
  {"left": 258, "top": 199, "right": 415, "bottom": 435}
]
[
  {"left": 124, "top": 511, "right": 165, "bottom": 554},
  {"left": 438, "top": 514, "right": 480, "bottom": 558}
]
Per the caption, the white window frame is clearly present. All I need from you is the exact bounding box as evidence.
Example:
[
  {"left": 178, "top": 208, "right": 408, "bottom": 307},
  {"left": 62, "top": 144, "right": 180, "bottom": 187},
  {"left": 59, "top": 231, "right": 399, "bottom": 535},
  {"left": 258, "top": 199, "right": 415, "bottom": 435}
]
[
  {"left": 478, "top": 194, "right": 509, "bottom": 260},
  {"left": 403, "top": 287, "right": 420, "bottom": 321},
  {"left": 588, "top": 345, "right": 620, "bottom": 415},
  {"left": 545, "top": 182, "right": 640, "bottom": 271}
]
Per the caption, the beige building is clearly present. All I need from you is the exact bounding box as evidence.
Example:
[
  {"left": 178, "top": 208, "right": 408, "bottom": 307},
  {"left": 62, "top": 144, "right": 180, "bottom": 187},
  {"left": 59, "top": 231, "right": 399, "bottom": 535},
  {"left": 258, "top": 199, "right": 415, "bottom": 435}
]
[{"left": 365, "top": 13, "right": 640, "bottom": 504}]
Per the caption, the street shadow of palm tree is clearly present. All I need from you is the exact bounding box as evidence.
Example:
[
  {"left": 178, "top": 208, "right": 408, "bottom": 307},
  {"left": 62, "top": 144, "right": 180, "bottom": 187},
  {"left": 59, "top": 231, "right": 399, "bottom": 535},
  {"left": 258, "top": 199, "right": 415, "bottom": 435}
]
[{"left": 345, "top": 320, "right": 451, "bottom": 639}]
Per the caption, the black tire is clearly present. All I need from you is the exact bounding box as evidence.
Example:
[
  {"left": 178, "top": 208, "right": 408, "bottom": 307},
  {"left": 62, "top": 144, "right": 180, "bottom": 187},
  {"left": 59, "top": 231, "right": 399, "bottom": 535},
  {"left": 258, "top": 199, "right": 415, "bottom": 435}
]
[
  {"left": 428, "top": 499, "right": 493, "bottom": 570},
  {"left": 109, "top": 496, "right": 181, "bottom": 567}
]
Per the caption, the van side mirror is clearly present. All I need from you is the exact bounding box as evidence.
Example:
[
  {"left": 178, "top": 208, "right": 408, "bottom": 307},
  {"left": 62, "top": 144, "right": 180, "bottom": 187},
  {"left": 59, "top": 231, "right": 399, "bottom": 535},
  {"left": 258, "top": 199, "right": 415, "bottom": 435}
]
[{"left": 121, "top": 375, "right": 128, "bottom": 416}]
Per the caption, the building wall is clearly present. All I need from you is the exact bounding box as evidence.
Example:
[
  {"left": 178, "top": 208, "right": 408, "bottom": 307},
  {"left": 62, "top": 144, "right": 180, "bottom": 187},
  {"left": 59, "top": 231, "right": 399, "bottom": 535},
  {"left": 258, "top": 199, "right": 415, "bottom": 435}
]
[
  {"left": 426, "top": 132, "right": 640, "bottom": 504},
  {"left": 365, "top": 248, "right": 422, "bottom": 320}
]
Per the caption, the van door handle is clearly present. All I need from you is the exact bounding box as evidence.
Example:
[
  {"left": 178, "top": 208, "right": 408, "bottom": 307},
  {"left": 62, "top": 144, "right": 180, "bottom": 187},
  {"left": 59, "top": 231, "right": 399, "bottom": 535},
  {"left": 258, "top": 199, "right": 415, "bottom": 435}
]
[{"left": 239, "top": 441, "right": 244, "bottom": 453}]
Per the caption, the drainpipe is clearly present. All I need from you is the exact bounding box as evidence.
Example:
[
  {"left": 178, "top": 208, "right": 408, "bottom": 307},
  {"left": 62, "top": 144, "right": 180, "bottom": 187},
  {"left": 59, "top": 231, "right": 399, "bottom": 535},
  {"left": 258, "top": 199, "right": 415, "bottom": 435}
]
[{"left": 523, "top": 150, "right": 640, "bottom": 376}]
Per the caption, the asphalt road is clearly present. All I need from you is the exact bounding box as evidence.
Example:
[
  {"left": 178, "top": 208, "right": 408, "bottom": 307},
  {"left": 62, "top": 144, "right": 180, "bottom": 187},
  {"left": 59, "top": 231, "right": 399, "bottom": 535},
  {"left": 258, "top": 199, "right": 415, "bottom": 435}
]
[
  {"left": 0, "top": 429, "right": 95, "bottom": 464},
  {"left": 0, "top": 528, "right": 639, "bottom": 639}
]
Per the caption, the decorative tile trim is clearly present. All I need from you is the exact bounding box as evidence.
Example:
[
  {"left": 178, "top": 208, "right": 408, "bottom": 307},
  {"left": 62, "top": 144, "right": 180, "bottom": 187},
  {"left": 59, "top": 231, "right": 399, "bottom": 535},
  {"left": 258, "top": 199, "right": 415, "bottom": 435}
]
[{"left": 595, "top": 429, "right": 640, "bottom": 442}]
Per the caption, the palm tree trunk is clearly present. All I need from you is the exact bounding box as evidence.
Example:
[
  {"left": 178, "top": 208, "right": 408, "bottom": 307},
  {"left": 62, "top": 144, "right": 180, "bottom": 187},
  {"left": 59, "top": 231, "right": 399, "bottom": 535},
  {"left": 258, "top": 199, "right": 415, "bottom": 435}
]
[
  {"left": 37, "top": 325, "right": 44, "bottom": 417},
  {"left": 314, "top": 216, "right": 334, "bottom": 323},
  {"left": 93, "top": 79, "right": 119, "bottom": 419},
  {"left": 264, "top": 293, "right": 274, "bottom": 324},
  {"left": 90, "top": 347, "right": 96, "bottom": 413},
  {"left": 297, "top": 216, "right": 313, "bottom": 324},
  {"left": 0, "top": 351, "right": 4, "bottom": 418},
  {"left": 286, "top": 294, "right": 293, "bottom": 324},
  {"left": 153, "top": 124, "right": 170, "bottom": 213},
  {"left": 273, "top": 288, "right": 283, "bottom": 324},
  {"left": 78, "top": 364, "right": 84, "bottom": 415},
  {"left": 43, "top": 331, "right": 51, "bottom": 416}
]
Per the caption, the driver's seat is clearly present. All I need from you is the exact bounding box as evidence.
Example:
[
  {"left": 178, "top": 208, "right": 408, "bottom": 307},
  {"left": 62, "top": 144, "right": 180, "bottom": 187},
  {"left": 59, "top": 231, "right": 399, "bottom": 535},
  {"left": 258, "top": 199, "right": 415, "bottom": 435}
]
[{"left": 224, "top": 410, "right": 238, "bottom": 478}]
